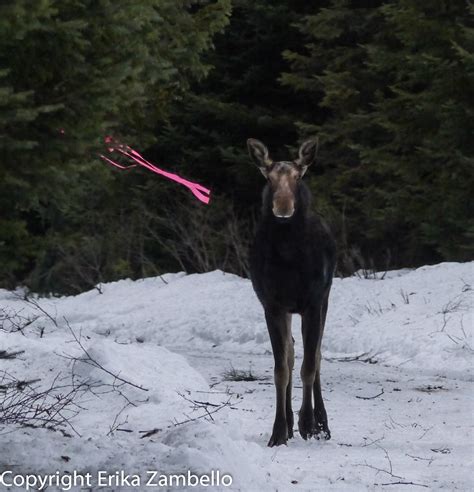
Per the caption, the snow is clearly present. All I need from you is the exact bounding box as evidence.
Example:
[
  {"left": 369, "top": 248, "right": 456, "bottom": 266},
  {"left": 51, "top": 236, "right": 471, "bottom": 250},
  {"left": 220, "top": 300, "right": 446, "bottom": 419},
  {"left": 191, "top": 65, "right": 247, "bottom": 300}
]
[{"left": 0, "top": 261, "right": 472, "bottom": 490}]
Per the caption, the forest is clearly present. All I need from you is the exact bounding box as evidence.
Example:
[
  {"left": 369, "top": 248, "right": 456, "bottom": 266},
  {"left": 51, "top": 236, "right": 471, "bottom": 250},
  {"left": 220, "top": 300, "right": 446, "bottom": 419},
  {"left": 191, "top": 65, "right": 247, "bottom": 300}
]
[{"left": 1, "top": 0, "right": 473, "bottom": 294}]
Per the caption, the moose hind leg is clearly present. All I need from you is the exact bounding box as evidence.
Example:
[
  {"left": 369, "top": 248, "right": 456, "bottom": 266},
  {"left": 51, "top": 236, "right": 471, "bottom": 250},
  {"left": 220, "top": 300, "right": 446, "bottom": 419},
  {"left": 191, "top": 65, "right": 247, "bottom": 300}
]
[
  {"left": 286, "top": 321, "right": 295, "bottom": 439},
  {"left": 299, "top": 304, "right": 321, "bottom": 440},
  {"left": 313, "top": 351, "right": 330, "bottom": 439},
  {"left": 265, "top": 308, "right": 291, "bottom": 447},
  {"left": 313, "top": 292, "right": 331, "bottom": 439}
]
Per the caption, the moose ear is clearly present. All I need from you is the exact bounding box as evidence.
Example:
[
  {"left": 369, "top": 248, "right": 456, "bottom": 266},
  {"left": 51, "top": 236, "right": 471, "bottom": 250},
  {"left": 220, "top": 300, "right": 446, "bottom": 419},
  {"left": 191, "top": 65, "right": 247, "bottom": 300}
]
[
  {"left": 296, "top": 138, "right": 319, "bottom": 176},
  {"left": 247, "top": 138, "right": 272, "bottom": 177}
]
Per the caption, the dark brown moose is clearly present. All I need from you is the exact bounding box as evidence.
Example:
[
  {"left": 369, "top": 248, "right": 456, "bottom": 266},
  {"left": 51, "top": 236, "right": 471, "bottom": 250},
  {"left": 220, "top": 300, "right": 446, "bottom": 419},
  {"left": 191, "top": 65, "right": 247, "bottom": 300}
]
[{"left": 247, "top": 138, "right": 336, "bottom": 447}]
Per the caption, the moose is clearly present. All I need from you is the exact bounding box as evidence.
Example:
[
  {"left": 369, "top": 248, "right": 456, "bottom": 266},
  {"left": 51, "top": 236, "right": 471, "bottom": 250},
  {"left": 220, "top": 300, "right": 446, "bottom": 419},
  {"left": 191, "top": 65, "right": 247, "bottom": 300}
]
[{"left": 247, "top": 138, "right": 336, "bottom": 447}]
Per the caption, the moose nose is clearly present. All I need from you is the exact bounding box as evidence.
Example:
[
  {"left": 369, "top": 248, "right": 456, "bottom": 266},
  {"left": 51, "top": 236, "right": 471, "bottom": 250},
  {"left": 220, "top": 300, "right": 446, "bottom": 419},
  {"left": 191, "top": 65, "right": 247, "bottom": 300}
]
[{"left": 272, "top": 208, "right": 294, "bottom": 219}]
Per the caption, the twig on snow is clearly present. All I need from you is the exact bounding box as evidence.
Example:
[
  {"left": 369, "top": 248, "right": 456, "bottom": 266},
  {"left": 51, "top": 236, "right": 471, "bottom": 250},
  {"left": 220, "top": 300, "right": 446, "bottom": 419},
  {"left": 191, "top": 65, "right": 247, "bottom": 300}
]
[
  {"left": 356, "top": 389, "right": 384, "bottom": 400},
  {"left": 380, "top": 482, "right": 428, "bottom": 488}
]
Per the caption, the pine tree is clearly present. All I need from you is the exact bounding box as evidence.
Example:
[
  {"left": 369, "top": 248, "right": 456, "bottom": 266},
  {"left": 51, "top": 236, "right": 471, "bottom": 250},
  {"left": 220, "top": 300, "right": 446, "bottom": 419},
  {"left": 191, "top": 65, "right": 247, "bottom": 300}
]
[
  {"left": 282, "top": 0, "right": 390, "bottom": 269},
  {"left": 151, "top": 0, "right": 312, "bottom": 209},
  {"left": 0, "top": 0, "right": 231, "bottom": 291},
  {"left": 282, "top": 0, "right": 473, "bottom": 269},
  {"left": 361, "top": 0, "right": 474, "bottom": 263}
]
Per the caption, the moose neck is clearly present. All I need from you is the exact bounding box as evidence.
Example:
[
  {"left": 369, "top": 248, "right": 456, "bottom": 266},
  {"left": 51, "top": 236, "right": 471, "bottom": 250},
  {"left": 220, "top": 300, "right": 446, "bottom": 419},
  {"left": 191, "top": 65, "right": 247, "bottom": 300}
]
[{"left": 261, "top": 181, "right": 311, "bottom": 233}]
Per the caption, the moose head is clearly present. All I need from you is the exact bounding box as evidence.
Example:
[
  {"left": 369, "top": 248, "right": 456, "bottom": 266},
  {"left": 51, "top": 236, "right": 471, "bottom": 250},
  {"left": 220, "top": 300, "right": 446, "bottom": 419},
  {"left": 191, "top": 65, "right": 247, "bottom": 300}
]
[{"left": 247, "top": 138, "right": 318, "bottom": 219}]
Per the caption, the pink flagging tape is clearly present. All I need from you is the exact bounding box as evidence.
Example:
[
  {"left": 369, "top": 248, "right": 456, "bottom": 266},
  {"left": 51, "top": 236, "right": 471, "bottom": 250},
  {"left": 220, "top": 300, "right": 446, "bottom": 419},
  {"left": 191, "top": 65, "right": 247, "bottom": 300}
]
[{"left": 100, "top": 137, "right": 211, "bottom": 204}]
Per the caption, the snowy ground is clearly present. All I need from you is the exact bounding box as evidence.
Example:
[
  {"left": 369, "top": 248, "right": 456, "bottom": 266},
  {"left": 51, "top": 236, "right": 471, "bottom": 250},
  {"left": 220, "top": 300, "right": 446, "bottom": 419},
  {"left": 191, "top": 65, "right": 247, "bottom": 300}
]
[{"left": 0, "top": 262, "right": 472, "bottom": 491}]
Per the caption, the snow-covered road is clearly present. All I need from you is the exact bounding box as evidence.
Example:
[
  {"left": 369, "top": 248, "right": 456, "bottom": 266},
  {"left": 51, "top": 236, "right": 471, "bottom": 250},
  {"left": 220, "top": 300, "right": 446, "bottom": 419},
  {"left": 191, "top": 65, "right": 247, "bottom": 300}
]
[
  {"left": 0, "top": 262, "right": 472, "bottom": 490},
  {"left": 179, "top": 347, "right": 472, "bottom": 490}
]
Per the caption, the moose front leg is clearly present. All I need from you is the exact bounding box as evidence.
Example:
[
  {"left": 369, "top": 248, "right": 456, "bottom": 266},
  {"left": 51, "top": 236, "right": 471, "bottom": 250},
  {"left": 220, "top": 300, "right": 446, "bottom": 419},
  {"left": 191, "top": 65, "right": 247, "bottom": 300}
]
[
  {"left": 265, "top": 308, "right": 292, "bottom": 447},
  {"left": 299, "top": 303, "right": 324, "bottom": 440},
  {"left": 286, "top": 328, "right": 295, "bottom": 439}
]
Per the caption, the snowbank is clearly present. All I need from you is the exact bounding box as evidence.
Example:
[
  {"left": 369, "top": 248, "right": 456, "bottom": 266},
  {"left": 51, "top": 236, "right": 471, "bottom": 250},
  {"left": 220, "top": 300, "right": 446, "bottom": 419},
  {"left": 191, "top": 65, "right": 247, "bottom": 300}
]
[
  {"left": 326, "top": 262, "right": 473, "bottom": 379},
  {"left": 2, "top": 261, "right": 471, "bottom": 377},
  {"left": 0, "top": 324, "right": 275, "bottom": 490},
  {"left": 0, "top": 261, "right": 472, "bottom": 490}
]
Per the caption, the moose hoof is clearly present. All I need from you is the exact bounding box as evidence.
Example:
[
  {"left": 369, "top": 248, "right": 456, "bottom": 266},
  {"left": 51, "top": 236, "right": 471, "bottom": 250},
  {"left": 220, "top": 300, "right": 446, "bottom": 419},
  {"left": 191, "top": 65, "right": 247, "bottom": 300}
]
[
  {"left": 313, "top": 415, "right": 331, "bottom": 440},
  {"left": 298, "top": 411, "right": 315, "bottom": 440},
  {"left": 268, "top": 423, "right": 288, "bottom": 447},
  {"left": 314, "top": 424, "right": 331, "bottom": 441},
  {"left": 268, "top": 433, "right": 288, "bottom": 447}
]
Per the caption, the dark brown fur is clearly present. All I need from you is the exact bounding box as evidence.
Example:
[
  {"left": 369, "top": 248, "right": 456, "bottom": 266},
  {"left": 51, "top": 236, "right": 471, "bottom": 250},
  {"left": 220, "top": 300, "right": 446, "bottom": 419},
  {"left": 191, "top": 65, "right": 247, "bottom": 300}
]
[{"left": 247, "top": 138, "right": 336, "bottom": 446}]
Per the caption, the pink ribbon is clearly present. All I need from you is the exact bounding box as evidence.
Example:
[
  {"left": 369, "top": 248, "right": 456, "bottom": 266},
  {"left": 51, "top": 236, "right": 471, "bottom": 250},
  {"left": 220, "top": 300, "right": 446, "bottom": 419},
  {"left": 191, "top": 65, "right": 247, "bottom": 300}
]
[{"left": 100, "top": 137, "right": 211, "bottom": 204}]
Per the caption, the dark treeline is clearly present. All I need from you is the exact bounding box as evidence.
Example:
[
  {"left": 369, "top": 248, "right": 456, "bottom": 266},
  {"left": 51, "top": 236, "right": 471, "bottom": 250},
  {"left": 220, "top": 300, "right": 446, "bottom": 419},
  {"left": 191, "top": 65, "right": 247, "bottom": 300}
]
[{"left": 1, "top": 0, "right": 473, "bottom": 294}]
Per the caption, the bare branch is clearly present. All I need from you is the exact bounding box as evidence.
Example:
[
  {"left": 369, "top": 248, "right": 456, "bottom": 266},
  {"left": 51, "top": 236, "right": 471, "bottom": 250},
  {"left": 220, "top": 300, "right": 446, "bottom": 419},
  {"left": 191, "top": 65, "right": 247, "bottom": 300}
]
[
  {"left": 62, "top": 319, "right": 149, "bottom": 393},
  {"left": 356, "top": 389, "right": 384, "bottom": 400}
]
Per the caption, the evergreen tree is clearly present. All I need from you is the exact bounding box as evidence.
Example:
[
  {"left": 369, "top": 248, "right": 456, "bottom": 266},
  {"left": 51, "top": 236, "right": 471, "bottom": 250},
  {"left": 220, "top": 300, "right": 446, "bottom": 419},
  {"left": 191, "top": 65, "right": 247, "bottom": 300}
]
[
  {"left": 151, "top": 0, "right": 311, "bottom": 209},
  {"left": 2, "top": 0, "right": 471, "bottom": 293},
  {"left": 361, "top": 0, "right": 474, "bottom": 263},
  {"left": 0, "top": 0, "right": 230, "bottom": 291},
  {"left": 283, "top": 0, "right": 473, "bottom": 269}
]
